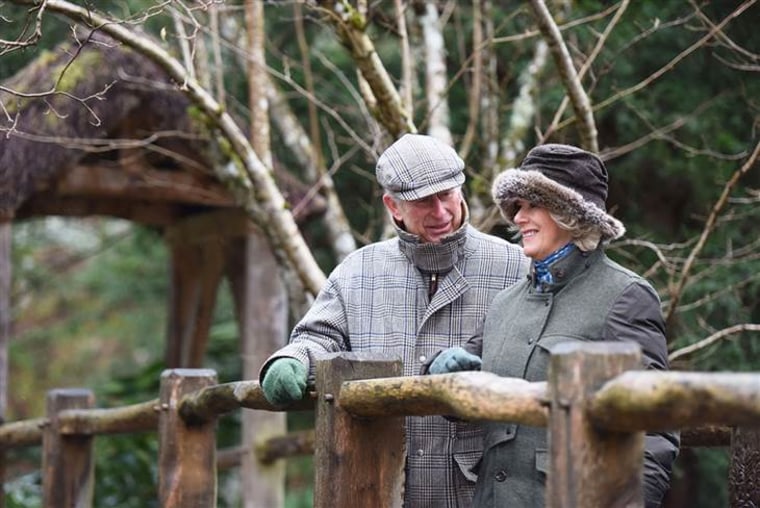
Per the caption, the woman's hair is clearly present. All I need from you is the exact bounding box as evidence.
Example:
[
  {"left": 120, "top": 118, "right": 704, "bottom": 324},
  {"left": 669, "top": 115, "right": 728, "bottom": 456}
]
[
  {"left": 505, "top": 204, "right": 602, "bottom": 252},
  {"left": 549, "top": 210, "right": 602, "bottom": 252}
]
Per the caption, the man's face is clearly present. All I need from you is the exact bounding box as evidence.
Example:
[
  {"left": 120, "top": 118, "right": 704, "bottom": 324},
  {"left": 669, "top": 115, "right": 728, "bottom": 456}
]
[{"left": 383, "top": 188, "right": 464, "bottom": 244}]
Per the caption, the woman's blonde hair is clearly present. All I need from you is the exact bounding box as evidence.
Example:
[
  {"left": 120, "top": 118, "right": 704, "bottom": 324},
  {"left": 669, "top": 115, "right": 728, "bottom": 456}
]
[{"left": 549, "top": 211, "right": 602, "bottom": 252}]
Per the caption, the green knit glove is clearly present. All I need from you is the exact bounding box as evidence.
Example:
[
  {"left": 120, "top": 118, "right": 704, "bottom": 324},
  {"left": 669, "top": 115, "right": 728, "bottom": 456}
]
[
  {"left": 428, "top": 347, "right": 482, "bottom": 374},
  {"left": 261, "top": 358, "right": 308, "bottom": 406}
]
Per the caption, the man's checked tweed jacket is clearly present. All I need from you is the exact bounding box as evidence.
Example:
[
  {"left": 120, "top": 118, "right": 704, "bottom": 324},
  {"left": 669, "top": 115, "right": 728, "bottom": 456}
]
[{"left": 261, "top": 221, "right": 527, "bottom": 507}]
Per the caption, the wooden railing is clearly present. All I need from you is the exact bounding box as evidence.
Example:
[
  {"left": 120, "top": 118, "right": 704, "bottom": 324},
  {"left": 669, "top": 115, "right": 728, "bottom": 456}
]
[{"left": 1, "top": 341, "right": 759, "bottom": 507}]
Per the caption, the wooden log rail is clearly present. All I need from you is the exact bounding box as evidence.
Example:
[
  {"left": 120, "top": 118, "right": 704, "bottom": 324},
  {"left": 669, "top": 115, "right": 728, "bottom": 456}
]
[
  {"left": 177, "top": 380, "right": 314, "bottom": 425},
  {"left": 589, "top": 371, "right": 760, "bottom": 430},
  {"left": 0, "top": 369, "right": 747, "bottom": 453},
  {"left": 1, "top": 344, "right": 760, "bottom": 507},
  {"left": 339, "top": 370, "right": 549, "bottom": 425},
  {"left": 339, "top": 369, "right": 760, "bottom": 433}
]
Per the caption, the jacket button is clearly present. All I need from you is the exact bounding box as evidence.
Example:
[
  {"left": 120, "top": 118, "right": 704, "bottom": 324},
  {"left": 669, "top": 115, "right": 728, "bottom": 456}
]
[
  {"left": 419, "top": 355, "right": 427, "bottom": 363},
  {"left": 416, "top": 449, "right": 424, "bottom": 457},
  {"left": 494, "top": 470, "right": 507, "bottom": 482}
]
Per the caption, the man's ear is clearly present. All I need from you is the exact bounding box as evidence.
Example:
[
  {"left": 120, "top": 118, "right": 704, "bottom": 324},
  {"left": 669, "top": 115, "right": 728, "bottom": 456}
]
[{"left": 382, "top": 194, "right": 403, "bottom": 222}]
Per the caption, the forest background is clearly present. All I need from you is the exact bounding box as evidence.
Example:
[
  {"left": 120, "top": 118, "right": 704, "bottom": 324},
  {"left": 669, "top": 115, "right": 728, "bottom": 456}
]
[{"left": 1, "top": 1, "right": 758, "bottom": 507}]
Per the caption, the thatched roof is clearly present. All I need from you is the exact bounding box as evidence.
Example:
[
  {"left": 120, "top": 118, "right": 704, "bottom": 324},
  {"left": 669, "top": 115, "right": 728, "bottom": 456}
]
[{"left": 0, "top": 30, "right": 323, "bottom": 225}]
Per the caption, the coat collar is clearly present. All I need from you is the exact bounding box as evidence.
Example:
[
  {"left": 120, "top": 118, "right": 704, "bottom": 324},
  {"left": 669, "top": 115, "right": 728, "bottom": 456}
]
[
  {"left": 529, "top": 246, "right": 603, "bottom": 293},
  {"left": 395, "top": 202, "right": 469, "bottom": 273}
]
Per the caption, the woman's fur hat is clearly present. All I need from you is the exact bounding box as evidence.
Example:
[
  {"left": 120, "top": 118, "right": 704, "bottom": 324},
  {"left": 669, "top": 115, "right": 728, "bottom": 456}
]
[{"left": 492, "top": 144, "right": 625, "bottom": 241}]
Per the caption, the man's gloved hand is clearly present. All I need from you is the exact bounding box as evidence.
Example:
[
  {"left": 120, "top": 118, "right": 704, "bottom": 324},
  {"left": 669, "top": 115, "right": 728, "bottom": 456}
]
[
  {"left": 261, "top": 358, "right": 308, "bottom": 406},
  {"left": 428, "top": 347, "right": 482, "bottom": 374}
]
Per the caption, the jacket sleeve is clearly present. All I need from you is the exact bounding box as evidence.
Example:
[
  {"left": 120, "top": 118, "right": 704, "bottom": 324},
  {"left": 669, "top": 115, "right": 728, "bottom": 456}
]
[
  {"left": 604, "top": 280, "right": 680, "bottom": 508},
  {"left": 259, "top": 274, "right": 349, "bottom": 384}
]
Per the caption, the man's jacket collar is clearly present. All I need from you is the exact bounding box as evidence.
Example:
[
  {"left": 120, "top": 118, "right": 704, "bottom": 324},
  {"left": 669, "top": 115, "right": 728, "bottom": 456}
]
[{"left": 395, "top": 202, "right": 469, "bottom": 273}]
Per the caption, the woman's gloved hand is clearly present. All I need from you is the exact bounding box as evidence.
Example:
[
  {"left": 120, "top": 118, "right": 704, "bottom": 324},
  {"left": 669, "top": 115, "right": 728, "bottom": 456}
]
[{"left": 428, "top": 347, "right": 482, "bottom": 374}]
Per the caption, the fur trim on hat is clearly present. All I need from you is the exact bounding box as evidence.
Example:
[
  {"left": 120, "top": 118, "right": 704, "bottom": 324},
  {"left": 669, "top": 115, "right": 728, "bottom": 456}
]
[{"left": 492, "top": 168, "right": 625, "bottom": 241}]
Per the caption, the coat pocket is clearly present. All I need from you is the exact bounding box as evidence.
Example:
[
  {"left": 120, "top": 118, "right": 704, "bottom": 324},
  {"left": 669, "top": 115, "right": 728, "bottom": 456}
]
[
  {"left": 535, "top": 448, "right": 548, "bottom": 476},
  {"left": 453, "top": 450, "right": 481, "bottom": 482},
  {"left": 482, "top": 423, "right": 517, "bottom": 452},
  {"left": 526, "top": 334, "right": 588, "bottom": 382}
]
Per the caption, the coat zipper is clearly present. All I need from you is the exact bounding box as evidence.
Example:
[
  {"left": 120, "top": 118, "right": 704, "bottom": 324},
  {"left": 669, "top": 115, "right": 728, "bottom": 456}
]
[{"left": 428, "top": 272, "right": 439, "bottom": 299}]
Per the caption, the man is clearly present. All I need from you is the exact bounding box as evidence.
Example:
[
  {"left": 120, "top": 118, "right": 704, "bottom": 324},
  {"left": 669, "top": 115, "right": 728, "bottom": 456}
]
[{"left": 259, "top": 133, "right": 528, "bottom": 507}]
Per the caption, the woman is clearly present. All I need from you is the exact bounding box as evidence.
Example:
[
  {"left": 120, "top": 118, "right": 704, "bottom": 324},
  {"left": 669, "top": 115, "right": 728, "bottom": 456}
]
[{"left": 428, "top": 144, "right": 679, "bottom": 507}]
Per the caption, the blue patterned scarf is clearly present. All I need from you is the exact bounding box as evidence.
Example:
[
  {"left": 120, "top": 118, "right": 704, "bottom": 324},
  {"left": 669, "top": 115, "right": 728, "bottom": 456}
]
[{"left": 534, "top": 243, "right": 576, "bottom": 291}]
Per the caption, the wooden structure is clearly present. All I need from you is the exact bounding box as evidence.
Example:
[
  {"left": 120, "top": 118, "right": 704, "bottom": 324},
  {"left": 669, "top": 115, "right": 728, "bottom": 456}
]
[
  {"left": 1, "top": 343, "right": 760, "bottom": 507},
  {"left": 0, "top": 33, "right": 324, "bottom": 507}
]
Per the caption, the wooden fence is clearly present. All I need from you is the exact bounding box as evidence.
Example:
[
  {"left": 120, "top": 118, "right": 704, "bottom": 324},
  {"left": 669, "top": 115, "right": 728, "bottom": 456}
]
[{"left": 1, "top": 341, "right": 759, "bottom": 507}]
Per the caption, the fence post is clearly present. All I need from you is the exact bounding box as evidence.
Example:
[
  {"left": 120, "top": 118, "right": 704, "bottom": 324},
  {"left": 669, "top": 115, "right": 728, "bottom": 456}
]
[
  {"left": 158, "top": 368, "right": 217, "bottom": 508},
  {"left": 0, "top": 220, "right": 10, "bottom": 508},
  {"left": 313, "top": 352, "right": 405, "bottom": 508},
  {"left": 728, "top": 426, "right": 760, "bottom": 505},
  {"left": 42, "top": 388, "right": 95, "bottom": 508},
  {"left": 546, "top": 341, "right": 644, "bottom": 508}
]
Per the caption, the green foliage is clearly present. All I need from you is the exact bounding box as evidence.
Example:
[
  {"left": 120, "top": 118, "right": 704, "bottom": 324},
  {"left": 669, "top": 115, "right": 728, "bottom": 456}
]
[
  {"left": 0, "top": 7, "right": 67, "bottom": 80},
  {"left": 285, "top": 456, "right": 315, "bottom": 508},
  {"left": 9, "top": 220, "right": 168, "bottom": 419},
  {"left": 5, "top": 472, "right": 41, "bottom": 508}
]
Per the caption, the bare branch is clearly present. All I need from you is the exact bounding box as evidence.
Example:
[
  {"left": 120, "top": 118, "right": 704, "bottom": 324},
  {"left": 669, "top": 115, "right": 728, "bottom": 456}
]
[
  {"left": 491, "top": 2, "right": 623, "bottom": 45},
  {"left": 669, "top": 324, "right": 760, "bottom": 362},
  {"left": 311, "top": 1, "right": 416, "bottom": 137},
  {"left": 558, "top": 0, "right": 758, "bottom": 131},
  {"left": 664, "top": 139, "right": 760, "bottom": 325},
  {"left": 0, "top": 0, "right": 46, "bottom": 55},
  {"left": 497, "top": 39, "right": 548, "bottom": 174},
  {"left": 458, "top": 0, "right": 483, "bottom": 159},
  {"left": 689, "top": 0, "right": 760, "bottom": 64},
  {"left": 601, "top": 97, "right": 734, "bottom": 161},
  {"left": 677, "top": 274, "right": 760, "bottom": 314},
  {"left": 542, "top": 0, "right": 629, "bottom": 143},
  {"left": 528, "top": 0, "right": 598, "bottom": 151},
  {"left": 396, "top": 0, "right": 413, "bottom": 120}
]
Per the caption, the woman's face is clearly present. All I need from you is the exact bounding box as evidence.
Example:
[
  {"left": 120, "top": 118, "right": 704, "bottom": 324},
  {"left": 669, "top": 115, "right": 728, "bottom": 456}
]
[{"left": 513, "top": 199, "right": 573, "bottom": 260}]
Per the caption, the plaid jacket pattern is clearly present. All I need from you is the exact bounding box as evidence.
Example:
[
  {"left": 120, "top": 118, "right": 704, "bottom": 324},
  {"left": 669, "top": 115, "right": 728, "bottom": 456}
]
[{"left": 263, "top": 224, "right": 527, "bottom": 507}]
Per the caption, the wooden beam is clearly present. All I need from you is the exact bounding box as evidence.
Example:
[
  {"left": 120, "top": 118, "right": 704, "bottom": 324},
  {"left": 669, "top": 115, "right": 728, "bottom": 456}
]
[
  {"left": 16, "top": 196, "right": 183, "bottom": 226},
  {"left": 226, "top": 232, "right": 288, "bottom": 508},
  {"left": 164, "top": 209, "right": 255, "bottom": 244},
  {"left": 42, "top": 389, "right": 95, "bottom": 508},
  {"left": 46, "top": 163, "right": 234, "bottom": 207},
  {"left": 0, "top": 221, "right": 10, "bottom": 423},
  {"left": 158, "top": 369, "right": 217, "bottom": 508},
  {"left": 588, "top": 371, "right": 760, "bottom": 431},
  {"left": 339, "top": 371, "right": 548, "bottom": 425},
  {"left": 57, "top": 400, "right": 160, "bottom": 435},
  {"left": 729, "top": 426, "right": 760, "bottom": 505},
  {"left": 165, "top": 238, "right": 225, "bottom": 368},
  {"left": 547, "top": 341, "right": 644, "bottom": 508},
  {"left": 314, "top": 353, "right": 405, "bottom": 508},
  {"left": 1, "top": 221, "right": 10, "bottom": 508}
]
